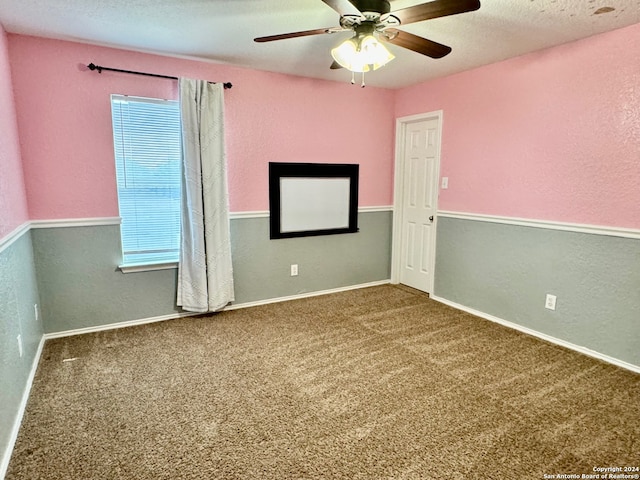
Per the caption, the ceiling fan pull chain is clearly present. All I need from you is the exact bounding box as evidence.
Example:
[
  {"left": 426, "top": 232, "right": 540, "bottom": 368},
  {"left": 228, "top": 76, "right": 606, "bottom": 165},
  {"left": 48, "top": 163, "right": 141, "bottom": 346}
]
[
  {"left": 361, "top": 71, "right": 366, "bottom": 88},
  {"left": 351, "top": 71, "right": 355, "bottom": 84}
]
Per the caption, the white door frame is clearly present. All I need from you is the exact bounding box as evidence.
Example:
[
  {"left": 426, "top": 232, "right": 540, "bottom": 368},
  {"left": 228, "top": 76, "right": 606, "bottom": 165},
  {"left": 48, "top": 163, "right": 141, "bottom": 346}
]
[{"left": 391, "top": 110, "right": 444, "bottom": 293}]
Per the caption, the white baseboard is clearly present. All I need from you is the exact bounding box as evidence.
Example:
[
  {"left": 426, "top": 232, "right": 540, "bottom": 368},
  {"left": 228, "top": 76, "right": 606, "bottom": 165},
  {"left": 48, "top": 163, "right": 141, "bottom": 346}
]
[
  {"left": 44, "top": 311, "right": 201, "bottom": 339},
  {"left": 430, "top": 295, "right": 640, "bottom": 374},
  {"left": 44, "top": 280, "right": 392, "bottom": 339},
  {"left": 1, "top": 335, "right": 45, "bottom": 480},
  {"left": 224, "top": 280, "right": 391, "bottom": 311}
]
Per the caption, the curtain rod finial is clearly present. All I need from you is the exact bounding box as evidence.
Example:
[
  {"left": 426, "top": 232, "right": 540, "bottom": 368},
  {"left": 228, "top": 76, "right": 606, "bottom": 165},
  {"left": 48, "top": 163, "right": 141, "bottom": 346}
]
[{"left": 87, "top": 63, "right": 102, "bottom": 73}]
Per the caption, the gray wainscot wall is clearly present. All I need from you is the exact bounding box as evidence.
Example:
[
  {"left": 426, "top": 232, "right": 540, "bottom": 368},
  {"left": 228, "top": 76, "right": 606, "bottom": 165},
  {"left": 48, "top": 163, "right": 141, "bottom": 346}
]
[
  {"left": 31, "top": 210, "right": 393, "bottom": 334},
  {"left": 0, "top": 229, "right": 43, "bottom": 472},
  {"left": 434, "top": 216, "right": 640, "bottom": 367},
  {"left": 3, "top": 209, "right": 639, "bottom": 472}
]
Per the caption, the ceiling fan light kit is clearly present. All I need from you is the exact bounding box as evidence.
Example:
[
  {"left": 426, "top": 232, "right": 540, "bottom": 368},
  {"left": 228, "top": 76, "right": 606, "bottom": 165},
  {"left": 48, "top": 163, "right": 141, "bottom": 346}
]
[
  {"left": 254, "top": 0, "right": 481, "bottom": 84},
  {"left": 330, "top": 25, "right": 395, "bottom": 73}
]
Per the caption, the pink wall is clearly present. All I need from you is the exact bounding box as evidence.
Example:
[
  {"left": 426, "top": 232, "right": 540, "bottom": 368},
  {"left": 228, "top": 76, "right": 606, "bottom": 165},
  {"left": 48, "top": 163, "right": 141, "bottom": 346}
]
[
  {"left": 9, "top": 24, "right": 639, "bottom": 228},
  {"left": 8, "top": 35, "right": 395, "bottom": 220},
  {"left": 396, "top": 23, "right": 640, "bottom": 230},
  {"left": 0, "top": 25, "right": 28, "bottom": 239}
]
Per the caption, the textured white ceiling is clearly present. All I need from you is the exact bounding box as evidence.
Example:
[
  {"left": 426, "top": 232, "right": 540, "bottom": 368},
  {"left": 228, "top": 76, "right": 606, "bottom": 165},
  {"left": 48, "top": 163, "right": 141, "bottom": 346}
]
[{"left": 1, "top": 0, "right": 639, "bottom": 89}]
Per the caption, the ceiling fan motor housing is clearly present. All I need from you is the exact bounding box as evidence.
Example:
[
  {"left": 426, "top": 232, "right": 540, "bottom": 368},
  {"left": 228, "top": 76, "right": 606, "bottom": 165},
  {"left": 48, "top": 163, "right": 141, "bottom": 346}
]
[{"left": 352, "top": 0, "right": 391, "bottom": 15}]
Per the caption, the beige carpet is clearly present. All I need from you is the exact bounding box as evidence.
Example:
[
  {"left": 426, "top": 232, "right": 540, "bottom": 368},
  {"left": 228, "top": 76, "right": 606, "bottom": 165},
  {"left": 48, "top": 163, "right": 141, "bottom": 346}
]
[{"left": 7, "top": 285, "right": 639, "bottom": 479}]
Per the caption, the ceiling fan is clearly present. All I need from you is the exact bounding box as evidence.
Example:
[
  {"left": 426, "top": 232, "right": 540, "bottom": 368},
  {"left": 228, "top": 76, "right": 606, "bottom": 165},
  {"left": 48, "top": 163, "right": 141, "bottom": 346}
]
[{"left": 254, "top": 0, "right": 481, "bottom": 76}]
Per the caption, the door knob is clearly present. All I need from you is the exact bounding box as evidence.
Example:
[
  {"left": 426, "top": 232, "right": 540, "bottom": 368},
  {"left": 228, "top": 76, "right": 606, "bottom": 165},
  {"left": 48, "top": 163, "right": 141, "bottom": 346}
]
[{"left": 429, "top": 216, "right": 434, "bottom": 222}]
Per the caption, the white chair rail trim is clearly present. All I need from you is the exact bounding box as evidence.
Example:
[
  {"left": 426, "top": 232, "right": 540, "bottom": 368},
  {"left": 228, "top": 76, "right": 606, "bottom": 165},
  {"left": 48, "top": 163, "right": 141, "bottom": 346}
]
[
  {"left": 1, "top": 208, "right": 395, "bottom": 257},
  {"left": 229, "top": 206, "right": 393, "bottom": 220},
  {"left": 1, "top": 218, "right": 121, "bottom": 255},
  {"left": 30, "top": 217, "right": 122, "bottom": 229},
  {"left": 438, "top": 210, "right": 640, "bottom": 240},
  {"left": 0, "top": 222, "right": 31, "bottom": 255}
]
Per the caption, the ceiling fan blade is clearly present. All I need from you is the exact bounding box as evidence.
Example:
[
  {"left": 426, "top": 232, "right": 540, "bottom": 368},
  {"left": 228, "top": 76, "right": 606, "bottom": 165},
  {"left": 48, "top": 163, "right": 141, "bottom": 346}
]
[
  {"left": 254, "top": 28, "right": 337, "bottom": 43},
  {"left": 330, "top": 60, "right": 343, "bottom": 70},
  {"left": 321, "top": 0, "right": 362, "bottom": 17},
  {"left": 381, "top": 29, "right": 452, "bottom": 59},
  {"left": 389, "top": 0, "right": 480, "bottom": 25}
]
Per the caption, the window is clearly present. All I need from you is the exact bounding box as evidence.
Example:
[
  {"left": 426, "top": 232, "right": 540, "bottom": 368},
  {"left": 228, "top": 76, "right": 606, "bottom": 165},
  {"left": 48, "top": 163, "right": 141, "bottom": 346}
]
[{"left": 111, "top": 95, "right": 182, "bottom": 267}]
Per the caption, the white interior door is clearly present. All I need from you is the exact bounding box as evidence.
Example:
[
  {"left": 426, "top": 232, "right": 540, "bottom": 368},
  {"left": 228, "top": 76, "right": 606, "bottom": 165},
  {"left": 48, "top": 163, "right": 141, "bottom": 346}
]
[{"left": 392, "top": 113, "right": 442, "bottom": 293}]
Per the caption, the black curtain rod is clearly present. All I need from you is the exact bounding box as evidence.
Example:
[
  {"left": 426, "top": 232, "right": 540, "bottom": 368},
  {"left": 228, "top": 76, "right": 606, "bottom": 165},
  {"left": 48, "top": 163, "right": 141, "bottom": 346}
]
[{"left": 87, "top": 63, "right": 232, "bottom": 89}]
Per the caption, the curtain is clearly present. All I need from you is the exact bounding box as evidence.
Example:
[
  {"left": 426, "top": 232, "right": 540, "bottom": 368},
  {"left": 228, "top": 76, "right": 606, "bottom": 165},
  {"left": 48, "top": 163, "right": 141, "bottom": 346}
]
[{"left": 177, "top": 78, "right": 234, "bottom": 312}]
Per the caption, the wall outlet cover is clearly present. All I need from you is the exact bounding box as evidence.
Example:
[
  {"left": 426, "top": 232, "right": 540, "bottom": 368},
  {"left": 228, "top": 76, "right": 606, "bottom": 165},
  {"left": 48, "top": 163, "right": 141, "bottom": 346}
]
[{"left": 545, "top": 294, "right": 557, "bottom": 311}]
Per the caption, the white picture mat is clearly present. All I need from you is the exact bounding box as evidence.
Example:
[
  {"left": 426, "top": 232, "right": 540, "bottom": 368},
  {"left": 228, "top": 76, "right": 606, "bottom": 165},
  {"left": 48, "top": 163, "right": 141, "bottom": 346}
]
[{"left": 280, "top": 177, "right": 351, "bottom": 232}]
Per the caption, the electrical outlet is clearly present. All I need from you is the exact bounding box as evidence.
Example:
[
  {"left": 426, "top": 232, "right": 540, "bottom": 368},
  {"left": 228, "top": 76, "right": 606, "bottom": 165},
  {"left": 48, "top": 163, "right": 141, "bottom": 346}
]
[
  {"left": 545, "top": 294, "right": 557, "bottom": 311},
  {"left": 441, "top": 177, "right": 449, "bottom": 189},
  {"left": 17, "top": 335, "right": 23, "bottom": 358},
  {"left": 34, "top": 303, "right": 39, "bottom": 321},
  {"left": 290, "top": 264, "right": 298, "bottom": 276}
]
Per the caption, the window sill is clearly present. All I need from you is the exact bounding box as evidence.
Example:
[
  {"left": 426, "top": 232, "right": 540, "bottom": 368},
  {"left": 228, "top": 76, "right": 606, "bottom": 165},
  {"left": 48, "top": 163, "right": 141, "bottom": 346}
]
[{"left": 118, "top": 262, "right": 179, "bottom": 274}]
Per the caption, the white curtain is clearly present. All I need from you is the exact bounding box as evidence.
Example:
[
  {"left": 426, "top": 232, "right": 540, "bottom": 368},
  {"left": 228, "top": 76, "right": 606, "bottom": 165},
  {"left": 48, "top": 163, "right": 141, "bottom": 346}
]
[{"left": 177, "top": 78, "right": 234, "bottom": 312}]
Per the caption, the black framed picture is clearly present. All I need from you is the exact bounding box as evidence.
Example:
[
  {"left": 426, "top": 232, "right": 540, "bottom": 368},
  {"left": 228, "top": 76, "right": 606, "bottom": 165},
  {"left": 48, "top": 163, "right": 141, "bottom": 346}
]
[{"left": 269, "top": 162, "right": 359, "bottom": 239}]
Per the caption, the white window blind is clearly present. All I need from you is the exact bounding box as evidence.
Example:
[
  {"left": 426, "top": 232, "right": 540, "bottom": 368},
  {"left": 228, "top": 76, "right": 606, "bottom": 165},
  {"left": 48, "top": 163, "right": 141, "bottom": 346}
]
[{"left": 111, "top": 94, "right": 182, "bottom": 266}]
